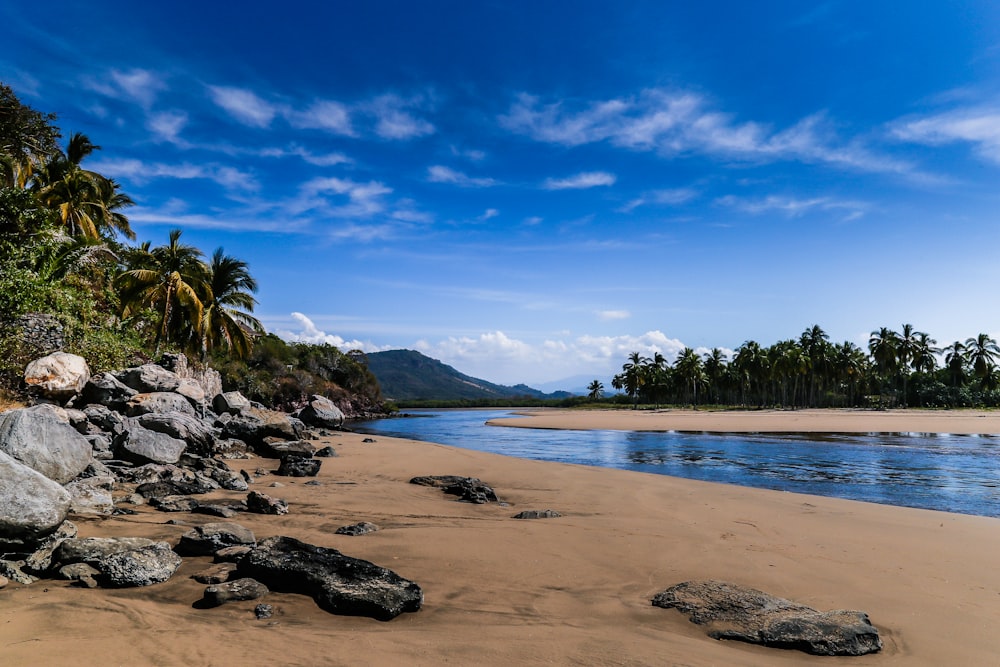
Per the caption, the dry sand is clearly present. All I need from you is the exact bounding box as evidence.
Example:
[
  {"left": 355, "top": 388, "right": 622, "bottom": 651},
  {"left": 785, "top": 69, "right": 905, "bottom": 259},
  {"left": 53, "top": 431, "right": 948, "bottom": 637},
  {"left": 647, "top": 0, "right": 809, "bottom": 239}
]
[{"left": 2, "top": 418, "right": 1000, "bottom": 666}]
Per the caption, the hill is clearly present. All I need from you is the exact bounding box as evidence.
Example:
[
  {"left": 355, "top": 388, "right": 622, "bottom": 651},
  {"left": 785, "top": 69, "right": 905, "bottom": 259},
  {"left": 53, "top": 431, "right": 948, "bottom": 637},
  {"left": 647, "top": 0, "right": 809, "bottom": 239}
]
[{"left": 364, "top": 349, "right": 572, "bottom": 401}]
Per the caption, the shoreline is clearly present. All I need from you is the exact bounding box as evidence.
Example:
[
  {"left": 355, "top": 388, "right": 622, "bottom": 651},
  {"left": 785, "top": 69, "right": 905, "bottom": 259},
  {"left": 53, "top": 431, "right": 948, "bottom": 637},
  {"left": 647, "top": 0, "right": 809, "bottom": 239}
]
[
  {"left": 486, "top": 407, "right": 1000, "bottom": 435},
  {"left": 3, "top": 429, "right": 1000, "bottom": 665}
]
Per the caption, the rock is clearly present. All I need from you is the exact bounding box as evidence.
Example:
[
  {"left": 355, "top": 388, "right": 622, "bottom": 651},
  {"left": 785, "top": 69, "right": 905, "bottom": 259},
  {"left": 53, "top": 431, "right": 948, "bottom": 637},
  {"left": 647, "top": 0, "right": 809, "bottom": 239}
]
[
  {"left": 194, "top": 504, "right": 239, "bottom": 519},
  {"left": 512, "top": 510, "right": 562, "bottom": 519},
  {"left": 409, "top": 475, "right": 499, "bottom": 504},
  {"left": 58, "top": 562, "right": 100, "bottom": 586},
  {"left": 362, "top": 438, "right": 376, "bottom": 443},
  {"left": 78, "top": 372, "right": 137, "bottom": 410},
  {"left": 335, "top": 522, "right": 379, "bottom": 536},
  {"left": 85, "top": 434, "right": 113, "bottom": 459},
  {"left": 0, "top": 559, "right": 38, "bottom": 584},
  {"left": 24, "top": 520, "right": 77, "bottom": 573},
  {"left": 135, "top": 479, "right": 214, "bottom": 499},
  {"left": 214, "top": 438, "right": 252, "bottom": 459},
  {"left": 246, "top": 491, "right": 288, "bottom": 515},
  {"left": 0, "top": 450, "right": 71, "bottom": 540},
  {"left": 192, "top": 562, "right": 238, "bottom": 585},
  {"left": 23, "top": 351, "right": 90, "bottom": 401},
  {"left": 65, "top": 476, "right": 115, "bottom": 516},
  {"left": 97, "top": 542, "right": 182, "bottom": 587},
  {"left": 314, "top": 446, "right": 338, "bottom": 457},
  {"left": 276, "top": 455, "right": 321, "bottom": 477},
  {"left": 56, "top": 537, "right": 157, "bottom": 565},
  {"left": 213, "top": 391, "right": 251, "bottom": 415},
  {"left": 221, "top": 408, "right": 302, "bottom": 448},
  {"left": 125, "top": 392, "right": 197, "bottom": 417},
  {"left": 201, "top": 577, "right": 270, "bottom": 608},
  {"left": 0, "top": 405, "right": 93, "bottom": 483},
  {"left": 115, "top": 364, "right": 181, "bottom": 393},
  {"left": 258, "top": 438, "right": 315, "bottom": 459},
  {"left": 298, "top": 395, "right": 346, "bottom": 429},
  {"left": 137, "top": 412, "right": 217, "bottom": 456},
  {"left": 175, "top": 378, "right": 206, "bottom": 407},
  {"left": 215, "top": 545, "right": 253, "bottom": 563},
  {"left": 115, "top": 423, "right": 187, "bottom": 465},
  {"left": 175, "top": 522, "right": 256, "bottom": 557},
  {"left": 184, "top": 456, "right": 247, "bottom": 491},
  {"left": 149, "top": 495, "right": 200, "bottom": 512},
  {"left": 651, "top": 580, "right": 882, "bottom": 656},
  {"left": 237, "top": 535, "right": 422, "bottom": 620},
  {"left": 254, "top": 603, "right": 274, "bottom": 619}
]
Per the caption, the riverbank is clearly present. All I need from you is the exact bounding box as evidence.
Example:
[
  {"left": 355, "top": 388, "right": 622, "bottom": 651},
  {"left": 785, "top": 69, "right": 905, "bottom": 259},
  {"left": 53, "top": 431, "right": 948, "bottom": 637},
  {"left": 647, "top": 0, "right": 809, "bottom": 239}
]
[
  {"left": 3, "top": 429, "right": 999, "bottom": 665},
  {"left": 487, "top": 407, "right": 1000, "bottom": 434}
]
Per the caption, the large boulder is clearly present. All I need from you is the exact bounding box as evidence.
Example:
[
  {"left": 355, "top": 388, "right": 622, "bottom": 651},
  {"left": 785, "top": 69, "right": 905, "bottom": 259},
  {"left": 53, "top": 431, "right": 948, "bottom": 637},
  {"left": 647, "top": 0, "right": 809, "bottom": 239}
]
[
  {"left": 0, "top": 450, "right": 71, "bottom": 541},
  {"left": 115, "top": 422, "right": 186, "bottom": 465},
  {"left": 175, "top": 522, "right": 256, "bottom": 557},
  {"left": 236, "top": 535, "right": 423, "bottom": 620},
  {"left": 125, "top": 392, "right": 197, "bottom": 417},
  {"left": 298, "top": 395, "right": 345, "bottom": 429},
  {"left": 55, "top": 536, "right": 157, "bottom": 565},
  {"left": 220, "top": 408, "right": 303, "bottom": 447},
  {"left": 23, "top": 352, "right": 90, "bottom": 402},
  {"left": 201, "top": 578, "right": 269, "bottom": 608},
  {"left": 213, "top": 391, "right": 250, "bottom": 415},
  {"left": 97, "top": 541, "right": 182, "bottom": 587},
  {"left": 138, "top": 412, "right": 217, "bottom": 455},
  {"left": 0, "top": 405, "right": 93, "bottom": 483},
  {"left": 78, "top": 372, "right": 137, "bottom": 411},
  {"left": 651, "top": 580, "right": 882, "bottom": 656},
  {"left": 65, "top": 476, "right": 115, "bottom": 516},
  {"left": 114, "top": 364, "right": 181, "bottom": 394}
]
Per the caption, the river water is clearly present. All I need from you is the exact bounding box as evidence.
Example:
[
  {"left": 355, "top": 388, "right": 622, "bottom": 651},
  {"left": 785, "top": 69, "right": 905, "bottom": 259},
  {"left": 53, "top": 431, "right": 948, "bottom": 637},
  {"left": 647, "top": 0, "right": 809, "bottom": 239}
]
[{"left": 353, "top": 409, "right": 1000, "bottom": 519}]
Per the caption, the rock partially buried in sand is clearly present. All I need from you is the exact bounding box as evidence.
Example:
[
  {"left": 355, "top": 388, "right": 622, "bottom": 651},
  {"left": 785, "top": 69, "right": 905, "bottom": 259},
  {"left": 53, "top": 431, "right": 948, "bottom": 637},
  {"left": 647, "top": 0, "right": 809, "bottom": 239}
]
[
  {"left": 409, "top": 475, "right": 499, "bottom": 504},
  {"left": 246, "top": 491, "right": 288, "bottom": 515},
  {"left": 512, "top": 510, "right": 561, "bottom": 520},
  {"left": 236, "top": 535, "right": 423, "bottom": 621},
  {"left": 335, "top": 521, "right": 379, "bottom": 536},
  {"left": 651, "top": 580, "right": 882, "bottom": 656},
  {"left": 97, "top": 541, "right": 182, "bottom": 587},
  {"left": 201, "top": 577, "right": 269, "bottom": 607}
]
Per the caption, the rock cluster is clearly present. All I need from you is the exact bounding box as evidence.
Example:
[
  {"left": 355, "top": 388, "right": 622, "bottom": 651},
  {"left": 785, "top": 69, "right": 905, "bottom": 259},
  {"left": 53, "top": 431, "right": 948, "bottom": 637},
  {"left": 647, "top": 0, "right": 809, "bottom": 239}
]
[{"left": 409, "top": 475, "right": 500, "bottom": 504}]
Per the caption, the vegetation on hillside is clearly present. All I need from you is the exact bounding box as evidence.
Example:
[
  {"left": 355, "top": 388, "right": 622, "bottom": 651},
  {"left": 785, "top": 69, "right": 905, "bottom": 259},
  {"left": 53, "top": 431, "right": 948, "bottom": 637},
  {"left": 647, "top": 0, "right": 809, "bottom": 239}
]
[
  {"left": 0, "top": 83, "right": 382, "bottom": 413},
  {"left": 607, "top": 324, "right": 1000, "bottom": 409}
]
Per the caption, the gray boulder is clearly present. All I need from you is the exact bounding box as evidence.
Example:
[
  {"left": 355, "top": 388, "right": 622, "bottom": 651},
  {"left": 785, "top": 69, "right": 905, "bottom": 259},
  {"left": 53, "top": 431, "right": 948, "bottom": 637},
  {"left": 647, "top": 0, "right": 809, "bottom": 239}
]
[
  {"left": 258, "top": 438, "right": 315, "bottom": 459},
  {"left": 276, "top": 455, "right": 321, "bottom": 477},
  {"left": 175, "top": 522, "right": 256, "bottom": 557},
  {"left": 125, "top": 392, "right": 197, "bottom": 417},
  {"left": 335, "top": 522, "right": 379, "bottom": 536},
  {"left": 298, "top": 395, "right": 345, "bottom": 429},
  {"left": 56, "top": 536, "right": 157, "bottom": 565},
  {"left": 0, "top": 405, "right": 93, "bottom": 483},
  {"left": 65, "top": 476, "right": 115, "bottom": 516},
  {"left": 651, "top": 580, "right": 882, "bottom": 656},
  {"left": 115, "top": 364, "right": 181, "bottom": 393},
  {"left": 246, "top": 491, "right": 288, "bottom": 515},
  {"left": 175, "top": 378, "right": 206, "bottom": 407},
  {"left": 78, "top": 372, "right": 137, "bottom": 410},
  {"left": 115, "top": 422, "right": 187, "bottom": 465},
  {"left": 23, "top": 520, "right": 77, "bottom": 573},
  {"left": 0, "top": 450, "right": 71, "bottom": 540},
  {"left": 237, "top": 535, "right": 423, "bottom": 620},
  {"left": 138, "top": 412, "right": 217, "bottom": 456},
  {"left": 23, "top": 351, "right": 90, "bottom": 401},
  {"left": 220, "top": 408, "right": 302, "bottom": 447},
  {"left": 213, "top": 391, "right": 251, "bottom": 415},
  {"left": 201, "top": 578, "right": 269, "bottom": 608},
  {"left": 97, "top": 541, "right": 182, "bottom": 587},
  {"left": 410, "top": 475, "right": 499, "bottom": 504}
]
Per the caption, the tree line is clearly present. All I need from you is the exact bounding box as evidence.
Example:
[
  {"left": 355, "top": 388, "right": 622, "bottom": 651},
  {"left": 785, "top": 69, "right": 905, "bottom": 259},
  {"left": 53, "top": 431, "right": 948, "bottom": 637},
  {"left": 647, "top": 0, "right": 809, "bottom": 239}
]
[
  {"left": 592, "top": 324, "right": 1000, "bottom": 409},
  {"left": 0, "top": 83, "right": 382, "bottom": 409}
]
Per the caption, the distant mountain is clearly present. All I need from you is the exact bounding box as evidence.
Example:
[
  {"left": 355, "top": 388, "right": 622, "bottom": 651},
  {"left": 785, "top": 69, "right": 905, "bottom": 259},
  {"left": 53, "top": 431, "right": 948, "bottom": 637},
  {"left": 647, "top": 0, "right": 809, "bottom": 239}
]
[{"left": 365, "top": 349, "right": 574, "bottom": 401}]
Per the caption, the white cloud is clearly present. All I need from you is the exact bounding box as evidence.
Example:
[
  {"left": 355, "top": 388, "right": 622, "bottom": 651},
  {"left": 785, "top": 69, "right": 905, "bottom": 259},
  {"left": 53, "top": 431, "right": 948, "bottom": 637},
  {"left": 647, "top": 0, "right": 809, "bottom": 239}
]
[
  {"left": 620, "top": 187, "right": 699, "bottom": 211},
  {"left": 288, "top": 99, "right": 356, "bottom": 136},
  {"left": 502, "top": 89, "right": 920, "bottom": 177},
  {"left": 295, "top": 176, "right": 392, "bottom": 217},
  {"left": 892, "top": 106, "right": 1000, "bottom": 163},
  {"left": 258, "top": 145, "right": 350, "bottom": 166},
  {"left": 523, "top": 216, "right": 543, "bottom": 226},
  {"left": 543, "top": 171, "right": 617, "bottom": 190},
  {"left": 86, "top": 68, "right": 165, "bottom": 107},
  {"left": 597, "top": 310, "right": 631, "bottom": 320},
  {"left": 450, "top": 145, "right": 486, "bottom": 161},
  {"left": 275, "top": 313, "right": 392, "bottom": 352},
  {"left": 716, "top": 194, "right": 868, "bottom": 220},
  {"left": 427, "top": 165, "right": 497, "bottom": 187},
  {"left": 478, "top": 208, "right": 499, "bottom": 221},
  {"left": 208, "top": 85, "right": 278, "bottom": 127},
  {"left": 88, "top": 158, "right": 258, "bottom": 191},
  {"left": 367, "top": 94, "right": 435, "bottom": 139},
  {"left": 147, "top": 111, "right": 188, "bottom": 143}
]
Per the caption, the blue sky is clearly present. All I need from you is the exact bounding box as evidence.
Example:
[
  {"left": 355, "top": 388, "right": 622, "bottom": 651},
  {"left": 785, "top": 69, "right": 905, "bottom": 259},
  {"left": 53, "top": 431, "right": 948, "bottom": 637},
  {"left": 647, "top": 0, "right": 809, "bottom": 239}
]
[{"left": 5, "top": 1, "right": 1000, "bottom": 387}]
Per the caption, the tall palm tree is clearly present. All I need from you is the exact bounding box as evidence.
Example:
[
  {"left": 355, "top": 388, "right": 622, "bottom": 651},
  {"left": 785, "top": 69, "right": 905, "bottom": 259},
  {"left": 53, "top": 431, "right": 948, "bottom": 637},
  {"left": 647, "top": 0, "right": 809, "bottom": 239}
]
[
  {"left": 198, "top": 248, "right": 265, "bottom": 361},
  {"left": 965, "top": 333, "right": 1000, "bottom": 388},
  {"left": 117, "top": 229, "right": 207, "bottom": 356},
  {"left": 702, "top": 348, "right": 728, "bottom": 404},
  {"left": 868, "top": 327, "right": 899, "bottom": 400},
  {"left": 587, "top": 380, "right": 604, "bottom": 400},
  {"left": 619, "top": 351, "right": 649, "bottom": 409},
  {"left": 799, "top": 324, "right": 830, "bottom": 406},
  {"left": 944, "top": 341, "right": 967, "bottom": 388},
  {"left": 674, "top": 347, "right": 705, "bottom": 407},
  {"left": 895, "top": 324, "right": 924, "bottom": 407}
]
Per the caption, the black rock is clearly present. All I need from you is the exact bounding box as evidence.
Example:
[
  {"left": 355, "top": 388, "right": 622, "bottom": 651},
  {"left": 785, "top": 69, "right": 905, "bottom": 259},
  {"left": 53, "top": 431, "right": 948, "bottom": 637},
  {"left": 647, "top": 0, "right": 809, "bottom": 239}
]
[
  {"left": 201, "top": 577, "right": 269, "bottom": 607},
  {"left": 335, "top": 522, "right": 379, "bottom": 536},
  {"left": 175, "top": 522, "right": 256, "bottom": 557},
  {"left": 409, "top": 475, "right": 499, "bottom": 504},
  {"left": 314, "top": 446, "right": 338, "bottom": 458},
  {"left": 651, "top": 580, "right": 882, "bottom": 656},
  {"left": 511, "top": 510, "right": 562, "bottom": 519},
  {"left": 276, "top": 455, "right": 321, "bottom": 477},
  {"left": 254, "top": 603, "right": 274, "bottom": 619},
  {"left": 236, "top": 535, "right": 422, "bottom": 621},
  {"left": 136, "top": 480, "right": 211, "bottom": 499},
  {"left": 245, "top": 491, "right": 288, "bottom": 515}
]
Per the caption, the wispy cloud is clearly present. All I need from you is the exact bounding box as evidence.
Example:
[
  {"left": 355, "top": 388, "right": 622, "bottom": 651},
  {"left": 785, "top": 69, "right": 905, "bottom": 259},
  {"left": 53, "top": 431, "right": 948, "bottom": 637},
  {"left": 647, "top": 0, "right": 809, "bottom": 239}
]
[
  {"left": 892, "top": 106, "right": 1000, "bottom": 163},
  {"left": 543, "top": 171, "right": 616, "bottom": 190},
  {"left": 716, "top": 194, "right": 868, "bottom": 220},
  {"left": 208, "top": 85, "right": 278, "bottom": 127},
  {"left": 146, "top": 111, "right": 188, "bottom": 143},
  {"left": 86, "top": 68, "right": 166, "bottom": 108},
  {"left": 427, "top": 165, "right": 497, "bottom": 187},
  {"left": 597, "top": 309, "right": 631, "bottom": 320},
  {"left": 620, "top": 187, "right": 699, "bottom": 212},
  {"left": 89, "top": 157, "right": 258, "bottom": 191},
  {"left": 366, "top": 94, "right": 435, "bottom": 139},
  {"left": 296, "top": 176, "right": 393, "bottom": 217},
  {"left": 287, "top": 99, "right": 356, "bottom": 136},
  {"left": 478, "top": 208, "right": 499, "bottom": 221},
  {"left": 501, "top": 89, "right": 919, "bottom": 177}
]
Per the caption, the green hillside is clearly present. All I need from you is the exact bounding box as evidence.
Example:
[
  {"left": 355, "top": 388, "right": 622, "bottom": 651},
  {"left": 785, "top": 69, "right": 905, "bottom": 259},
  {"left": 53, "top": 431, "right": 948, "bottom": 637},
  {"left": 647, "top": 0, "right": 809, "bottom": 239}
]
[{"left": 365, "top": 349, "right": 569, "bottom": 401}]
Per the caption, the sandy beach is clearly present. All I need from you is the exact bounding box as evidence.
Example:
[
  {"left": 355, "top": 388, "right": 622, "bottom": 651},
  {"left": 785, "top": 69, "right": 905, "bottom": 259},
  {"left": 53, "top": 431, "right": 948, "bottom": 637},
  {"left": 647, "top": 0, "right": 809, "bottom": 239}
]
[{"left": 2, "top": 420, "right": 1000, "bottom": 666}]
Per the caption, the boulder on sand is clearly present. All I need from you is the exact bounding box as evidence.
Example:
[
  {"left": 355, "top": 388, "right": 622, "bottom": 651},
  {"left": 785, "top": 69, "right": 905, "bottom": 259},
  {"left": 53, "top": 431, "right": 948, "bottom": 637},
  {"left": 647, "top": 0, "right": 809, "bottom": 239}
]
[
  {"left": 0, "top": 450, "right": 71, "bottom": 541},
  {"left": 0, "top": 405, "right": 93, "bottom": 484},
  {"left": 23, "top": 352, "right": 90, "bottom": 402}
]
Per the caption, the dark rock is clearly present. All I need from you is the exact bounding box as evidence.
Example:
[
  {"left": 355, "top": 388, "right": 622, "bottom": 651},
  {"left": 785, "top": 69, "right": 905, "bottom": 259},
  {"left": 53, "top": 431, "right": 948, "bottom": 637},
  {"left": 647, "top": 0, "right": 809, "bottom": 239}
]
[
  {"left": 149, "top": 495, "right": 200, "bottom": 512},
  {"left": 192, "top": 562, "right": 238, "bottom": 584},
  {"left": 193, "top": 504, "right": 240, "bottom": 519},
  {"left": 651, "top": 580, "right": 882, "bottom": 656},
  {"left": 237, "top": 535, "right": 422, "bottom": 620},
  {"left": 175, "top": 522, "right": 256, "bottom": 557},
  {"left": 314, "top": 446, "right": 337, "bottom": 457},
  {"left": 114, "top": 364, "right": 181, "bottom": 393},
  {"left": 304, "top": 480, "right": 322, "bottom": 486},
  {"left": 59, "top": 562, "right": 100, "bottom": 587},
  {"left": 258, "top": 438, "right": 315, "bottom": 459},
  {"left": 276, "top": 455, "right": 321, "bottom": 477},
  {"left": 138, "top": 412, "right": 217, "bottom": 456},
  {"left": 85, "top": 434, "right": 113, "bottom": 459},
  {"left": 136, "top": 480, "right": 212, "bottom": 499},
  {"left": 97, "top": 541, "right": 182, "bottom": 587},
  {"left": 254, "top": 603, "right": 274, "bottom": 619},
  {"left": 214, "top": 545, "right": 253, "bottom": 563},
  {"left": 115, "top": 423, "right": 186, "bottom": 465},
  {"left": 79, "top": 372, "right": 137, "bottom": 410},
  {"left": 24, "top": 520, "right": 77, "bottom": 573},
  {"left": 246, "top": 491, "right": 288, "bottom": 515},
  {"left": 0, "top": 405, "right": 94, "bottom": 483},
  {"left": 202, "top": 577, "right": 270, "bottom": 607},
  {"left": 335, "top": 522, "right": 379, "bottom": 536},
  {"left": 214, "top": 438, "right": 252, "bottom": 459},
  {"left": 56, "top": 536, "right": 156, "bottom": 565},
  {"left": 409, "top": 475, "right": 499, "bottom": 504},
  {"left": 512, "top": 510, "right": 562, "bottom": 519},
  {"left": 125, "top": 392, "right": 196, "bottom": 418},
  {"left": 298, "top": 395, "right": 345, "bottom": 429},
  {"left": 362, "top": 438, "right": 376, "bottom": 443},
  {"left": 180, "top": 454, "right": 248, "bottom": 491},
  {"left": 221, "top": 408, "right": 302, "bottom": 448}
]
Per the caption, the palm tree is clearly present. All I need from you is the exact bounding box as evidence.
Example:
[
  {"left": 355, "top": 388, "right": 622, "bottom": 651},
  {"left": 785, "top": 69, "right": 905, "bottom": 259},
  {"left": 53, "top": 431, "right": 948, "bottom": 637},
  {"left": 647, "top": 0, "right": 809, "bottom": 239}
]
[
  {"left": 702, "top": 348, "right": 728, "bottom": 404},
  {"left": 799, "top": 325, "right": 830, "bottom": 406},
  {"left": 895, "top": 324, "right": 924, "bottom": 407},
  {"left": 965, "top": 333, "right": 1000, "bottom": 388},
  {"left": 833, "top": 341, "right": 867, "bottom": 407},
  {"left": 198, "top": 248, "right": 264, "bottom": 361},
  {"left": 587, "top": 380, "right": 604, "bottom": 400},
  {"left": 674, "top": 347, "right": 705, "bottom": 407},
  {"left": 868, "top": 327, "right": 899, "bottom": 401},
  {"left": 944, "top": 341, "right": 967, "bottom": 388},
  {"left": 117, "top": 229, "right": 207, "bottom": 356},
  {"left": 619, "top": 351, "right": 649, "bottom": 409},
  {"left": 733, "top": 340, "right": 768, "bottom": 407}
]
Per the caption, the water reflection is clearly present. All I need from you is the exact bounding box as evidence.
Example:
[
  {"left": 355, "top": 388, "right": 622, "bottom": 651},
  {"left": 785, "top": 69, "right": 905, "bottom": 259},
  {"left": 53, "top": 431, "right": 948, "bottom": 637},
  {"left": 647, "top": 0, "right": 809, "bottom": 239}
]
[{"left": 354, "top": 410, "right": 1000, "bottom": 518}]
